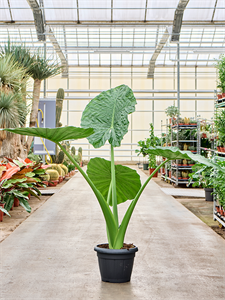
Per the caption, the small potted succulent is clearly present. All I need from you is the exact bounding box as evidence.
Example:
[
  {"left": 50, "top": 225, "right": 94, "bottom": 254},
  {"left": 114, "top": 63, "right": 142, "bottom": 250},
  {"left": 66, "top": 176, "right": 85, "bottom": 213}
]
[{"left": 4, "top": 85, "right": 222, "bottom": 283}]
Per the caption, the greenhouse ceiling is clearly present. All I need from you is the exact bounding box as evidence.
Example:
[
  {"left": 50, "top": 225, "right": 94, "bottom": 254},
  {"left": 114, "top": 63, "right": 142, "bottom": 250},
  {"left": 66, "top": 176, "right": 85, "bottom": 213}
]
[{"left": 0, "top": 1, "right": 224, "bottom": 68}]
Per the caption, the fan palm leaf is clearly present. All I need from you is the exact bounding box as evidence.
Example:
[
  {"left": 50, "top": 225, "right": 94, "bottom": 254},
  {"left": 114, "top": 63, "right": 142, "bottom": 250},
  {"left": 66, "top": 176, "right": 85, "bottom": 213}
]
[
  {"left": 0, "top": 40, "right": 34, "bottom": 76},
  {"left": 0, "top": 92, "right": 28, "bottom": 129},
  {"left": 0, "top": 54, "right": 28, "bottom": 92}
]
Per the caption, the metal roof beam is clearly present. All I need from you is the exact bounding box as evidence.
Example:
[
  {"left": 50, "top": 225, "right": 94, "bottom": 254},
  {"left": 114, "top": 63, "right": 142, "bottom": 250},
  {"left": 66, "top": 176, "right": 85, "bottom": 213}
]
[
  {"left": 171, "top": 0, "right": 190, "bottom": 42},
  {"left": 211, "top": 0, "right": 218, "bottom": 22},
  {"left": 147, "top": 28, "right": 170, "bottom": 78},
  {"left": 26, "top": 0, "right": 45, "bottom": 41},
  {"left": 46, "top": 26, "right": 68, "bottom": 78}
]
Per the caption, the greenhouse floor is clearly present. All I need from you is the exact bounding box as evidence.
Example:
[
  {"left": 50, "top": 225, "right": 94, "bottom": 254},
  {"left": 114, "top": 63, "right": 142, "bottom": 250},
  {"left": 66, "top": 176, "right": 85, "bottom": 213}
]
[{"left": 1, "top": 168, "right": 225, "bottom": 300}]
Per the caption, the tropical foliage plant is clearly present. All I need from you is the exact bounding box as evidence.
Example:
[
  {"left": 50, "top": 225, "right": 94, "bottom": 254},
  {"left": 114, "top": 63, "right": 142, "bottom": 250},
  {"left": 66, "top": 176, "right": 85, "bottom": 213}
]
[
  {"left": 3, "top": 85, "right": 222, "bottom": 249},
  {"left": 188, "top": 163, "right": 214, "bottom": 188},
  {"left": 0, "top": 157, "right": 48, "bottom": 214}
]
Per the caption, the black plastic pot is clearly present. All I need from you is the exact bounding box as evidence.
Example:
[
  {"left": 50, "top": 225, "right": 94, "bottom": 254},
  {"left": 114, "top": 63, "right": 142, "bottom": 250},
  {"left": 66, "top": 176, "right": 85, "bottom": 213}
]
[
  {"left": 204, "top": 188, "right": 213, "bottom": 201},
  {"left": 94, "top": 244, "right": 138, "bottom": 283},
  {"left": 143, "top": 163, "right": 149, "bottom": 170}
]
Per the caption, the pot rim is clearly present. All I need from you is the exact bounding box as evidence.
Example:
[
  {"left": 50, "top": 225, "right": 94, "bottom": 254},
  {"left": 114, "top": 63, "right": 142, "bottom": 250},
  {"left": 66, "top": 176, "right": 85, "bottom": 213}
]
[{"left": 94, "top": 243, "right": 138, "bottom": 254}]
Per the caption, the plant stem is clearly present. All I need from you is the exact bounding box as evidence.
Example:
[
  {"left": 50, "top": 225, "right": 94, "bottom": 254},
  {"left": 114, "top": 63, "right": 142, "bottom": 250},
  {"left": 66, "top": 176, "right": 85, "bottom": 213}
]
[
  {"left": 58, "top": 143, "right": 118, "bottom": 244},
  {"left": 113, "top": 159, "right": 170, "bottom": 248},
  {"left": 111, "top": 144, "right": 119, "bottom": 227},
  {"left": 106, "top": 182, "right": 113, "bottom": 248}
]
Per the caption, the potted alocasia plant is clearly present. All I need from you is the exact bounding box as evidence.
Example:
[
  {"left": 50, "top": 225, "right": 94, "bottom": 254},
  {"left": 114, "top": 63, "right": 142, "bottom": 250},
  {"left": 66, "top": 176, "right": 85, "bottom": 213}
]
[{"left": 3, "top": 84, "right": 222, "bottom": 283}]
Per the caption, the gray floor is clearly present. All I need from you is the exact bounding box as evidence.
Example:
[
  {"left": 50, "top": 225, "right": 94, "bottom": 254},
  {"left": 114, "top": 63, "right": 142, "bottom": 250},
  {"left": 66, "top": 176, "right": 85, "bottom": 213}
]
[
  {"left": 0, "top": 168, "right": 225, "bottom": 300},
  {"left": 161, "top": 188, "right": 205, "bottom": 197}
]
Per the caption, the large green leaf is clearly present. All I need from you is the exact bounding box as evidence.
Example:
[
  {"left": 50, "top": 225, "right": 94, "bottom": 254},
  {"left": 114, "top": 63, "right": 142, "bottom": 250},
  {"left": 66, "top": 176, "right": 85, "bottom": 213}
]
[
  {"left": 18, "top": 198, "right": 31, "bottom": 213},
  {"left": 2, "top": 178, "right": 27, "bottom": 189},
  {"left": 87, "top": 157, "right": 141, "bottom": 205},
  {"left": 3, "top": 126, "right": 94, "bottom": 143},
  {"left": 81, "top": 85, "right": 136, "bottom": 148},
  {"left": 4, "top": 194, "right": 15, "bottom": 211},
  {"left": 146, "top": 146, "right": 222, "bottom": 170},
  {"left": 0, "top": 206, "right": 10, "bottom": 216}
]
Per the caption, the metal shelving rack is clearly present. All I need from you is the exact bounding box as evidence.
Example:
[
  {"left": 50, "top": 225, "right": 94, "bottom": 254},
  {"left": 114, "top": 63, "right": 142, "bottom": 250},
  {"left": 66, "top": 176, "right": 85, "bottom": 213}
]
[
  {"left": 160, "top": 119, "right": 172, "bottom": 183},
  {"left": 170, "top": 120, "right": 200, "bottom": 186},
  {"left": 213, "top": 90, "right": 225, "bottom": 228}
]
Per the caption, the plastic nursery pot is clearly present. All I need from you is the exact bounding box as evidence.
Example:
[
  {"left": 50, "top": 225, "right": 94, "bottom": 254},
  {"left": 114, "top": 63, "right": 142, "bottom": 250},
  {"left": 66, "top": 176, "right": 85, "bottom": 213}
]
[
  {"left": 14, "top": 198, "right": 20, "bottom": 207},
  {"left": 48, "top": 180, "right": 59, "bottom": 187},
  {"left": 0, "top": 203, "right": 5, "bottom": 222},
  {"left": 149, "top": 168, "right": 158, "bottom": 177},
  {"left": 216, "top": 206, "right": 220, "bottom": 213},
  {"left": 204, "top": 188, "right": 213, "bottom": 202},
  {"left": 222, "top": 93, "right": 225, "bottom": 98},
  {"left": 42, "top": 181, "right": 49, "bottom": 186},
  {"left": 217, "top": 94, "right": 222, "bottom": 99},
  {"left": 94, "top": 244, "right": 138, "bottom": 283},
  {"left": 143, "top": 163, "right": 149, "bottom": 170},
  {"left": 58, "top": 176, "right": 63, "bottom": 183}
]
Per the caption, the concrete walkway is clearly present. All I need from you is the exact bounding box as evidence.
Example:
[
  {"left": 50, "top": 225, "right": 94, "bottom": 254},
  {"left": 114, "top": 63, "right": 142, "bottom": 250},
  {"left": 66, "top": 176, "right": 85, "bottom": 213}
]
[
  {"left": 0, "top": 168, "right": 225, "bottom": 300},
  {"left": 161, "top": 188, "right": 205, "bottom": 197}
]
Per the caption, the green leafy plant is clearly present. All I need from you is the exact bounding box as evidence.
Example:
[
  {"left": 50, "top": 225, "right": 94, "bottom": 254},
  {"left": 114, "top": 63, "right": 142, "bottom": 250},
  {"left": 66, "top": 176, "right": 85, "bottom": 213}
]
[
  {"left": 188, "top": 163, "right": 214, "bottom": 188},
  {"left": 136, "top": 123, "right": 160, "bottom": 168},
  {"left": 4, "top": 85, "right": 222, "bottom": 249},
  {"left": 0, "top": 157, "right": 46, "bottom": 214},
  {"left": 165, "top": 105, "right": 180, "bottom": 118},
  {"left": 148, "top": 123, "right": 157, "bottom": 169},
  {"left": 215, "top": 54, "right": 225, "bottom": 93},
  {"left": 215, "top": 110, "right": 225, "bottom": 147}
]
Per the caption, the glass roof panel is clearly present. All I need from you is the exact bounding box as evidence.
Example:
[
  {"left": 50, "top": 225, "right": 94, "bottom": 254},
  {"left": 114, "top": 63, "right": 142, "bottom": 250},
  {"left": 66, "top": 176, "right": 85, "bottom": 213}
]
[
  {"left": 79, "top": 0, "right": 111, "bottom": 21},
  {"left": 10, "top": 0, "right": 33, "bottom": 21},
  {"left": 111, "top": 53, "right": 121, "bottom": 65},
  {"left": 43, "top": 0, "right": 77, "bottom": 21},
  {"left": 146, "top": 0, "right": 178, "bottom": 21},
  {"left": 0, "top": 24, "right": 224, "bottom": 68},
  {"left": 146, "top": 9, "right": 175, "bottom": 21},
  {"left": 0, "top": 0, "right": 11, "bottom": 21},
  {"left": 122, "top": 53, "right": 132, "bottom": 65},
  {"left": 184, "top": 0, "right": 214, "bottom": 21},
  {"left": 213, "top": 0, "right": 225, "bottom": 21},
  {"left": 113, "top": 0, "right": 146, "bottom": 21}
]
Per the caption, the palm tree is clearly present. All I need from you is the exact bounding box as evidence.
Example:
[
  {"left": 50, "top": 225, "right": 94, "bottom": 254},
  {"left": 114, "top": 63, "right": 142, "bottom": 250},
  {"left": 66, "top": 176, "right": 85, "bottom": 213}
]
[
  {"left": 0, "top": 53, "right": 28, "bottom": 93},
  {"left": 25, "top": 54, "right": 62, "bottom": 151},
  {"left": 0, "top": 53, "right": 29, "bottom": 158},
  {"left": 0, "top": 92, "right": 28, "bottom": 158},
  {"left": 1, "top": 42, "right": 62, "bottom": 152}
]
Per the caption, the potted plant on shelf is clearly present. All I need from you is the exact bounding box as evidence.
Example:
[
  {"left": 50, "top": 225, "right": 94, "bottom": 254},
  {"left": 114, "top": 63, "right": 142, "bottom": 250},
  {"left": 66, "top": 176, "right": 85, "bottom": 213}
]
[
  {"left": 165, "top": 105, "right": 180, "bottom": 124},
  {"left": 188, "top": 163, "right": 214, "bottom": 201},
  {"left": 3, "top": 84, "right": 222, "bottom": 283},
  {"left": 215, "top": 110, "right": 225, "bottom": 153},
  {"left": 215, "top": 54, "right": 225, "bottom": 100},
  {"left": 136, "top": 123, "right": 160, "bottom": 172},
  {"left": 136, "top": 140, "right": 149, "bottom": 170}
]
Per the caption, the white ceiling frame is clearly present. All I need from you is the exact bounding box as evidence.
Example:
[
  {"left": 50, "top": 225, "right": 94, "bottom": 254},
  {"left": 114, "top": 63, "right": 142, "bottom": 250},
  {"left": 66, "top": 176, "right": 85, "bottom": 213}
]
[
  {"left": 26, "top": 0, "right": 45, "bottom": 41},
  {"left": 147, "top": 28, "right": 170, "bottom": 78},
  {"left": 46, "top": 26, "right": 68, "bottom": 78},
  {"left": 171, "top": 0, "right": 190, "bottom": 42}
]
